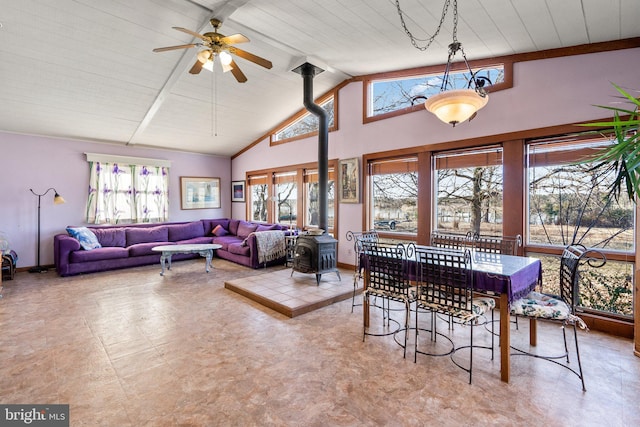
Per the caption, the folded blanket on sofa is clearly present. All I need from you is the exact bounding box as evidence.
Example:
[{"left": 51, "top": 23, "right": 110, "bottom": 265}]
[{"left": 252, "top": 230, "right": 286, "bottom": 264}]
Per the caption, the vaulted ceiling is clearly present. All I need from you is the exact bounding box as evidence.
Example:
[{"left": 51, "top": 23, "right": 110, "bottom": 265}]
[{"left": 1, "top": 0, "right": 639, "bottom": 156}]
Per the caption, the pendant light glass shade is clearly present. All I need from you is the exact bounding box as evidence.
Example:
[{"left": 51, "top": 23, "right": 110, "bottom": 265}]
[{"left": 424, "top": 88, "right": 488, "bottom": 126}]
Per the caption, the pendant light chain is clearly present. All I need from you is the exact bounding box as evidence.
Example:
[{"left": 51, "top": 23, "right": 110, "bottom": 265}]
[
  {"left": 397, "top": 0, "right": 490, "bottom": 126},
  {"left": 395, "top": 0, "right": 453, "bottom": 51}
]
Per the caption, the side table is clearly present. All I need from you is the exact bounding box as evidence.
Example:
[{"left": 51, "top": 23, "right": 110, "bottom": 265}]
[{"left": 285, "top": 235, "right": 298, "bottom": 267}]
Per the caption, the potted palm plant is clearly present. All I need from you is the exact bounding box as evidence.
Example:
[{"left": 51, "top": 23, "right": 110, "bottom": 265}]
[{"left": 580, "top": 83, "right": 640, "bottom": 202}]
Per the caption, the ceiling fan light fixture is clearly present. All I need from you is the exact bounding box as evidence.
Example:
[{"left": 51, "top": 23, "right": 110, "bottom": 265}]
[
  {"left": 202, "top": 59, "right": 214, "bottom": 72},
  {"left": 219, "top": 51, "right": 232, "bottom": 66},
  {"left": 424, "top": 89, "right": 488, "bottom": 126}
]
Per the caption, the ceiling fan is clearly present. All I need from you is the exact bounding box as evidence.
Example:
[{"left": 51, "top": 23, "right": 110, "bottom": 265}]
[{"left": 153, "top": 18, "right": 273, "bottom": 83}]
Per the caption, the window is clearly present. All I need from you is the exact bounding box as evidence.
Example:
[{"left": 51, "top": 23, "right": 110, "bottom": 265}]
[
  {"left": 527, "top": 137, "right": 634, "bottom": 250},
  {"left": 367, "top": 65, "right": 505, "bottom": 118},
  {"left": 274, "top": 171, "right": 297, "bottom": 227},
  {"left": 248, "top": 174, "right": 269, "bottom": 222},
  {"left": 368, "top": 157, "right": 418, "bottom": 234},
  {"left": 434, "top": 147, "right": 503, "bottom": 235},
  {"left": 272, "top": 96, "right": 335, "bottom": 143},
  {"left": 527, "top": 136, "right": 635, "bottom": 317},
  {"left": 86, "top": 160, "right": 169, "bottom": 224},
  {"left": 304, "top": 168, "right": 335, "bottom": 231},
  {"left": 246, "top": 160, "right": 338, "bottom": 233}
]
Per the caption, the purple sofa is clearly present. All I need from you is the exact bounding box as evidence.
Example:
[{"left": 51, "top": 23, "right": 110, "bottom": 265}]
[{"left": 54, "top": 218, "right": 288, "bottom": 276}]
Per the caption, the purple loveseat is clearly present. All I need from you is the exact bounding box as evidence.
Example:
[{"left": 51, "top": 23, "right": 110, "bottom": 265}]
[{"left": 54, "top": 218, "right": 288, "bottom": 276}]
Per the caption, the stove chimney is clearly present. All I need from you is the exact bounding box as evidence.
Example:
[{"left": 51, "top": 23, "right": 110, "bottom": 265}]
[{"left": 291, "top": 62, "right": 328, "bottom": 233}]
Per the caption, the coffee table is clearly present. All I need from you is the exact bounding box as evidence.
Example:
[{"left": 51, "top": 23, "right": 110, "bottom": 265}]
[{"left": 152, "top": 243, "right": 222, "bottom": 276}]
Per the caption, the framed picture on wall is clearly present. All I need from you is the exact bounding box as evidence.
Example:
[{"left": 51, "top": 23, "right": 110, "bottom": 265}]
[
  {"left": 180, "top": 177, "right": 221, "bottom": 209},
  {"left": 339, "top": 157, "right": 360, "bottom": 203},
  {"left": 231, "top": 180, "right": 246, "bottom": 202}
]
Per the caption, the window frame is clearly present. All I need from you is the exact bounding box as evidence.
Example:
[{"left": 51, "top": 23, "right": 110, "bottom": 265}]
[
  {"left": 269, "top": 91, "right": 338, "bottom": 146},
  {"left": 432, "top": 145, "right": 504, "bottom": 236},
  {"left": 245, "top": 159, "right": 339, "bottom": 235},
  {"left": 362, "top": 58, "right": 513, "bottom": 125}
]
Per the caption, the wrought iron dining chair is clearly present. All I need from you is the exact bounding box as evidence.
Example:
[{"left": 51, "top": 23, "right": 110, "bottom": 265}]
[
  {"left": 345, "top": 230, "right": 379, "bottom": 312},
  {"left": 414, "top": 246, "right": 495, "bottom": 384},
  {"left": 473, "top": 234, "right": 522, "bottom": 256},
  {"left": 430, "top": 230, "right": 475, "bottom": 250},
  {"left": 509, "top": 244, "right": 606, "bottom": 391},
  {"left": 361, "top": 241, "right": 416, "bottom": 358}
]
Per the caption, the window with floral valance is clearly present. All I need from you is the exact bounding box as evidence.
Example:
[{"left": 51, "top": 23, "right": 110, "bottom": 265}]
[{"left": 85, "top": 153, "right": 170, "bottom": 224}]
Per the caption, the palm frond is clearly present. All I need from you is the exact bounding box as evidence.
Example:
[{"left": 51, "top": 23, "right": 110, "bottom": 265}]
[{"left": 576, "top": 83, "right": 639, "bottom": 202}]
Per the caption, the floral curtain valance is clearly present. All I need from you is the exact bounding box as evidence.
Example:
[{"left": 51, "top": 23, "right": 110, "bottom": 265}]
[{"left": 86, "top": 161, "right": 169, "bottom": 224}]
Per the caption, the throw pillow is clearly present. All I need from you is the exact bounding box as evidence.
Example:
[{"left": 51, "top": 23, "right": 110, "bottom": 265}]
[
  {"left": 212, "top": 224, "right": 228, "bottom": 237},
  {"left": 237, "top": 221, "right": 258, "bottom": 238},
  {"left": 66, "top": 227, "right": 102, "bottom": 251}
]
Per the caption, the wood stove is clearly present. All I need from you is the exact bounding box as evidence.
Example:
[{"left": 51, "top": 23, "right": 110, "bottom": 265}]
[{"left": 292, "top": 234, "right": 340, "bottom": 285}]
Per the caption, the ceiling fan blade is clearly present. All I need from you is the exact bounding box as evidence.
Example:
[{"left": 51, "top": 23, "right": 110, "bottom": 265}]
[
  {"left": 189, "top": 59, "right": 204, "bottom": 75},
  {"left": 230, "top": 47, "right": 273, "bottom": 69},
  {"left": 221, "top": 33, "right": 249, "bottom": 45},
  {"left": 152, "top": 44, "right": 197, "bottom": 53},
  {"left": 172, "top": 26, "right": 208, "bottom": 41},
  {"left": 229, "top": 60, "right": 247, "bottom": 83}
]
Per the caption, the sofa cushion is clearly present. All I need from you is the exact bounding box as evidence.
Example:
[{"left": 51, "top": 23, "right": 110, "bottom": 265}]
[
  {"left": 211, "top": 235, "right": 242, "bottom": 251},
  {"left": 228, "top": 219, "right": 240, "bottom": 236},
  {"left": 256, "top": 224, "right": 277, "bottom": 232},
  {"left": 176, "top": 237, "right": 213, "bottom": 245},
  {"left": 237, "top": 221, "right": 258, "bottom": 238},
  {"left": 168, "top": 221, "right": 204, "bottom": 242},
  {"left": 202, "top": 218, "right": 230, "bottom": 235},
  {"left": 227, "top": 242, "right": 251, "bottom": 256},
  {"left": 128, "top": 241, "right": 173, "bottom": 257},
  {"left": 91, "top": 227, "right": 126, "bottom": 247},
  {"left": 126, "top": 226, "right": 169, "bottom": 246},
  {"left": 70, "top": 246, "right": 129, "bottom": 263},
  {"left": 66, "top": 227, "right": 102, "bottom": 251},
  {"left": 212, "top": 224, "right": 228, "bottom": 237}
]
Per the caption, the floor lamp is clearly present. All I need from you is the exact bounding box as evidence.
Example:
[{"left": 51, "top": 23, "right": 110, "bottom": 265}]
[{"left": 29, "top": 188, "right": 65, "bottom": 273}]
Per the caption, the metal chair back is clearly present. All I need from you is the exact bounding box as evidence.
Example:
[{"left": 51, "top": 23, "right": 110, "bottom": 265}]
[
  {"left": 361, "top": 241, "right": 412, "bottom": 296},
  {"left": 415, "top": 246, "right": 473, "bottom": 313},
  {"left": 473, "top": 234, "right": 522, "bottom": 255},
  {"left": 559, "top": 244, "right": 606, "bottom": 312},
  {"left": 430, "top": 231, "right": 474, "bottom": 251}
]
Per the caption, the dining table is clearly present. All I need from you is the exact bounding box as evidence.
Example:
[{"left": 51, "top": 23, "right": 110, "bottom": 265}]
[{"left": 362, "top": 245, "right": 542, "bottom": 383}]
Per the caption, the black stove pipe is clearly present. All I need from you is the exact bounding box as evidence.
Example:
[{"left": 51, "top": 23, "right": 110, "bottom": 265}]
[{"left": 297, "top": 63, "right": 328, "bottom": 233}]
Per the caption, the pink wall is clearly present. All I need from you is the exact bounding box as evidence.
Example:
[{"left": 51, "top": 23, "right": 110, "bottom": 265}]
[
  {"left": 0, "top": 133, "right": 231, "bottom": 268},
  {"left": 232, "top": 47, "right": 640, "bottom": 265}
]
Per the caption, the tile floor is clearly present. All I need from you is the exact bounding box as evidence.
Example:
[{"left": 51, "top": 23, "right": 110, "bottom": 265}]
[{"left": 1, "top": 258, "right": 639, "bottom": 426}]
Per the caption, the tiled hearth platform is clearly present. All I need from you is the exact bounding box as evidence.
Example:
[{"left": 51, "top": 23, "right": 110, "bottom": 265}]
[{"left": 225, "top": 267, "right": 356, "bottom": 317}]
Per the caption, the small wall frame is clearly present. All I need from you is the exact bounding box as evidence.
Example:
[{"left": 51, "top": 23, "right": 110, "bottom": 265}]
[
  {"left": 339, "top": 158, "right": 360, "bottom": 203},
  {"left": 231, "top": 180, "right": 246, "bottom": 202},
  {"left": 180, "top": 177, "right": 221, "bottom": 209}
]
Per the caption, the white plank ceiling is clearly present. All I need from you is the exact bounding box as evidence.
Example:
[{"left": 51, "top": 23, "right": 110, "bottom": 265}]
[{"left": 0, "top": 0, "right": 638, "bottom": 156}]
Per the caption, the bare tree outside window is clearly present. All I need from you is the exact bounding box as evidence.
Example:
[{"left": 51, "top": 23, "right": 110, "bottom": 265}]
[
  {"left": 250, "top": 184, "right": 268, "bottom": 222},
  {"left": 371, "top": 171, "right": 418, "bottom": 232},
  {"left": 434, "top": 147, "right": 503, "bottom": 236},
  {"left": 436, "top": 166, "right": 503, "bottom": 235},
  {"left": 306, "top": 180, "right": 334, "bottom": 230},
  {"left": 276, "top": 182, "right": 297, "bottom": 227},
  {"left": 370, "top": 67, "right": 504, "bottom": 117},
  {"left": 273, "top": 98, "right": 335, "bottom": 141}
]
